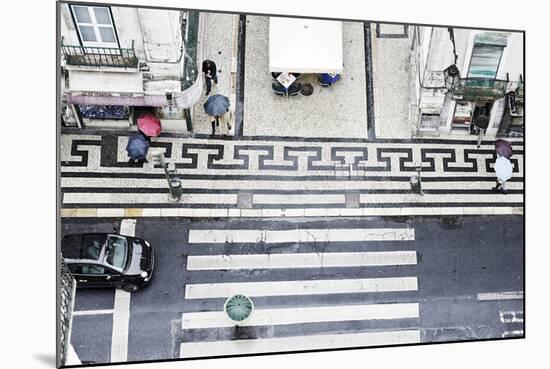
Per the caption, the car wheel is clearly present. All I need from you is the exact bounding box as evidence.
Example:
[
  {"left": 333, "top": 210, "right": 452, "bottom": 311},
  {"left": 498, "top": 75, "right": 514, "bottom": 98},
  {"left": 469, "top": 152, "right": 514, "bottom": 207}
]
[{"left": 122, "top": 283, "right": 139, "bottom": 292}]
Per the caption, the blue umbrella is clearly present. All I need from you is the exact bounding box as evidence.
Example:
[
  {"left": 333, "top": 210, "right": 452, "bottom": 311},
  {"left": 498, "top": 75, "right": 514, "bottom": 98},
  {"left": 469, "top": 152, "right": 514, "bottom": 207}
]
[
  {"left": 126, "top": 134, "right": 149, "bottom": 161},
  {"left": 204, "top": 94, "right": 230, "bottom": 116}
]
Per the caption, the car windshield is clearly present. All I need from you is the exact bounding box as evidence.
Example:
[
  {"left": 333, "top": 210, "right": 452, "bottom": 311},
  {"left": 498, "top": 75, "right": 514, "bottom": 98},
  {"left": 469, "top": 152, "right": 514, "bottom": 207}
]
[{"left": 104, "top": 235, "right": 129, "bottom": 270}]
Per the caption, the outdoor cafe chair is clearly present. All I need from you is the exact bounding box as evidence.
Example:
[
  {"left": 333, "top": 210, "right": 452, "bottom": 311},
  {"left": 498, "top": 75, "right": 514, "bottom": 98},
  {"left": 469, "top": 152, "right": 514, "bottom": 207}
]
[
  {"left": 287, "top": 82, "right": 302, "bottom": 96},
  {"left": 272, "top": 80, "right": 302, "bottom": 97},
  {"left": 318, "top": 73, "right": 340, "bottom": 87},
  {"left": 272, "top": 80, "right": 287, "bottom": 95},
  {"left": 271, "top": 72, "right": 301, "bottom": 80}
]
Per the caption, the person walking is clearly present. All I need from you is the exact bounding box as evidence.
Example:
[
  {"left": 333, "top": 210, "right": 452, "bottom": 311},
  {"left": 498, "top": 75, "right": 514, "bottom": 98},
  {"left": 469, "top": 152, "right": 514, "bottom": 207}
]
[
  {"left": 211, "top": 114, "right": 221, "bottom": 136},
  {"left": 202, "top": 59, "right": 218, "bottom": 96},
  {"left": 218, "top": 108, "right": 234, "bottom": 135},
  {"left": 474, "top": 109, "right": 490, "bottom": 148},
  {"left": 493, "top": 153, "right": 513, "bottom": 194}
]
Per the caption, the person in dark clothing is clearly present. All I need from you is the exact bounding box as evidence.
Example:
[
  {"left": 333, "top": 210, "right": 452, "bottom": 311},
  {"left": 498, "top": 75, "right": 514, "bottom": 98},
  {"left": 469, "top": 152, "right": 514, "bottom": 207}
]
[
  {"left": 202, "top": 60, "right": 218, "bottom": 95},
  {"left": 211, "top": 114, "right": 220, "bottom": 136},
  {"left": 473, "top": 104, "right": 491, "bottom": 148}
]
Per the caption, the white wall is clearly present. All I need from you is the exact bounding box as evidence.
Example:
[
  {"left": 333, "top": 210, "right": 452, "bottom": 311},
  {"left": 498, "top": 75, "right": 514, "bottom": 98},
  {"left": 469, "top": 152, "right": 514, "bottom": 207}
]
[
  {"left": 500, "top": 32, "right": 524, "bottom": 81},
  {"left": 426, "top": 27, "right": 454, "bottom": 72},
  {"left": 60, "top": 4, "right": 80, "bottom": 45}
]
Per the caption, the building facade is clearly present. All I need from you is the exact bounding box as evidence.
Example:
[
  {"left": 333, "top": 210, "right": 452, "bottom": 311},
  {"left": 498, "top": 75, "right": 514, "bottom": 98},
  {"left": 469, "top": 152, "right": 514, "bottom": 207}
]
[
  {"left": 59, "top": 2, "right": 204, "bottom": 132},
  {"left": 409, "top": 26, "right": 524, "bottom": 139}
]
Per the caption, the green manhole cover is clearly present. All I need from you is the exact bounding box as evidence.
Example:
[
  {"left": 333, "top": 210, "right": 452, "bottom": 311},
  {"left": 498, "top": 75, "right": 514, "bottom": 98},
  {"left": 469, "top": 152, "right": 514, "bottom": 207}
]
[{"left": 224, "top": 295, "right": 254, "bottom": 323}]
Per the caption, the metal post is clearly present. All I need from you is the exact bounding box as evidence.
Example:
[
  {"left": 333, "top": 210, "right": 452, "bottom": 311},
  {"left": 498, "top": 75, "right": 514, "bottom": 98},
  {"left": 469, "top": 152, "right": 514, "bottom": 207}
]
[
  {"left": 152, "top": 152, "right": 183, "bottom": 201},
  {"left": 410, "top": 163, "right": 424, "bottom": 196},
  {"left": 416, "top": 163, "right": 423, "bottom": 196}
]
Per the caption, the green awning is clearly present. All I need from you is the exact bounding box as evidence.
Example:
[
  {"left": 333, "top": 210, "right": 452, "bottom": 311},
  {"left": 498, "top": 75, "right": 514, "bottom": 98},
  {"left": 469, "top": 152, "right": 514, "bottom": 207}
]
[
  {"left": 474, "top": 33, "right": 508, "bottom": 47},
  {"left": 452, "top": 78, "right": 508, "bottom": 101}
]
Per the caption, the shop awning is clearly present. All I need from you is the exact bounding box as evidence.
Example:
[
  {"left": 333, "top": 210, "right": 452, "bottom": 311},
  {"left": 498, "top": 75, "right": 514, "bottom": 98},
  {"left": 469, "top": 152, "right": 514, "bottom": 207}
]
[
  {"left": 66, "top": 92, "right": 168, "bottom": 106},
  {"left": 66, "top": 69, "right": 168, "bottom": 106},
  {"left": 269, "top": 17, "right": 343, "bottom": 74},
  {"left": 452, "top": 78, "right": 508, "bottom": 101}
]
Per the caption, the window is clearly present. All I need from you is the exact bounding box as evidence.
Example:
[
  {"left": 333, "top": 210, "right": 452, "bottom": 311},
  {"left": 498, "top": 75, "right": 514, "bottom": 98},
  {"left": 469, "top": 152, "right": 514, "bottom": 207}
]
[
  {"left": 104, "top": 235, "right": 128, "bottom": 269},
  {"left": 67, "top": 264, "right": 83, "bottom": 274},
  {"left": 81, "top": 264, "right": 105, "bottom": 274},
  {"left": 467, "top": 34, "right": 507, "bottom": 79},
  {"left": 71, "top": 5, "right": 118, "bottom": 48},
  {"left": 69, "top": 264, "right": 105, "bottom": 274}
]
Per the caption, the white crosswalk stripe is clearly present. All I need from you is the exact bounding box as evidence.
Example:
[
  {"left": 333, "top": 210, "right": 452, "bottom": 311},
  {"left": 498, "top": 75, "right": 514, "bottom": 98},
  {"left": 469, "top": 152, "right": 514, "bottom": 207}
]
[
  {"left": 180, "top": 226, "right": 420, "bottom": 358},
  {"left": 185, "top": 277, "right": 418, "bottom": 299},
  {"left": 180, "top": 330, "right": 421, "bottom": 358},
  {"left": 182, "top": 303, "right": 419, "bottom": 329},
  {"left": 187, "top": 251, "right": 417, "bottom": 270},
  {"left": 188, "top": 228, "right": 415, "bottom": 244}
]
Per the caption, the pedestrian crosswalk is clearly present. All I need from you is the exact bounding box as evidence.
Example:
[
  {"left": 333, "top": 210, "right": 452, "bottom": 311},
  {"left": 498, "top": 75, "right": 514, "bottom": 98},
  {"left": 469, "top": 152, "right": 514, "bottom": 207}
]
[{"left": 179, "top": 225, "right": 421, "bottom": 358}]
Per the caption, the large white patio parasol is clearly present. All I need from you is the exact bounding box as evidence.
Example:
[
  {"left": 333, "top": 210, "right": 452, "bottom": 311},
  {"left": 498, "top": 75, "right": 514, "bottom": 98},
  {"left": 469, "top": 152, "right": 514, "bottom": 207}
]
[{"left": 269, "top": 17, "right": 344, "bottom": 74}]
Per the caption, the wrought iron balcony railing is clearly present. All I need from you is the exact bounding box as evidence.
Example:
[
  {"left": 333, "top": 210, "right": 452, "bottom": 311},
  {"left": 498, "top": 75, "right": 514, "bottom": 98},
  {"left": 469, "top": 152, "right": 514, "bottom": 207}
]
[
  {"left": 58, "top": 258, "right": 76, "bottom": 367},
  {"left": 451, "top": 78, "right": 509, "bottom": 101},
  {"left": 61, "top": 37, "right": 139, "bottom": 68}
]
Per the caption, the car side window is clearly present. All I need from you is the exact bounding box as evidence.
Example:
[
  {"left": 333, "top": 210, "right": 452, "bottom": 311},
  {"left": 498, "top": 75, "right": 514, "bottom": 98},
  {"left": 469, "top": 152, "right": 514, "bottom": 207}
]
[
  {"left": 80, "top": 264, "right": 105, "bottom": 274},
  {"left": 68, "top": 264, "right": 83, "bottom": 274}
]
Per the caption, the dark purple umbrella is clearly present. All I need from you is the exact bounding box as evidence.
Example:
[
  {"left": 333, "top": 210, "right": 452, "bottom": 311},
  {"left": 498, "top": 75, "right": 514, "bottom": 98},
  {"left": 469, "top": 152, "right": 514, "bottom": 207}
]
[
  {"left": 126, "top": 133, "right": 150, "bottom": 161},
  {"left": 495, "top": 139, "right": 513, "bottom": 159}
]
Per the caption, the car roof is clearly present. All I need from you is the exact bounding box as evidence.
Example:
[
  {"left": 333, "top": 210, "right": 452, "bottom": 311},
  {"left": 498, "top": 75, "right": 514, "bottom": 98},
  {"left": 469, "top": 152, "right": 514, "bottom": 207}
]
[{"left": 61, "top": 233, "right": 110, "bottom": 260}]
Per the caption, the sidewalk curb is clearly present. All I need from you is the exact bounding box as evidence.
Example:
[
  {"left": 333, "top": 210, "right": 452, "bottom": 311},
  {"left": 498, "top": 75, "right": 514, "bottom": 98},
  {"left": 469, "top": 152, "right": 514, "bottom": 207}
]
[{"left": 61, "top": 206, "right": 523, "bottom": 218}]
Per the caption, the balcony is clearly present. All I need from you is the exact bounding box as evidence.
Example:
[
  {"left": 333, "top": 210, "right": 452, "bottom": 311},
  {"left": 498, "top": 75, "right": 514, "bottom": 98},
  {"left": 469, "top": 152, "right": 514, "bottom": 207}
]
[
  {"left": 61, "top": 37, "right": 139, "bottom": 68},
  {"left": 451, "top": 78, "right": 509, "bottom": 101}
]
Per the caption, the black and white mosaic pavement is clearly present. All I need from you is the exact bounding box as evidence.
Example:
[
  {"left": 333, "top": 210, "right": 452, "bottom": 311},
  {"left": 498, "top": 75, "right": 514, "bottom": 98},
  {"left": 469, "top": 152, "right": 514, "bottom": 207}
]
[{"left": 60, "top": 132, "right": 524, "bottom": 211}]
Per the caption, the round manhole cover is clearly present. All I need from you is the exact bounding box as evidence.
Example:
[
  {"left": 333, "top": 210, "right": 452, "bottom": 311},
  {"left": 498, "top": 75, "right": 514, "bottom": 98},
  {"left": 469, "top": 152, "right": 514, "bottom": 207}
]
[
  {"left": 224, "top": 295, "right": 254, "bottom": 324},
  {"left": 300, "top": 83, "right": 314, "bottom": 96}
]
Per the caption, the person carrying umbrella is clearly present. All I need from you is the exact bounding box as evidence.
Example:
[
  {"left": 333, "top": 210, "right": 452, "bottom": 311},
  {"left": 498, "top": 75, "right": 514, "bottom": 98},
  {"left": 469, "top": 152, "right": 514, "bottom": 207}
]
[
  {"left": 126, "top": 131, "right": 150, "bottom": 164},
  {"left": 204, "top": 94, "right": 231, "bottom": 136},
  {"left": 493, "top": 139, "right": 513, "bottom": 193}
]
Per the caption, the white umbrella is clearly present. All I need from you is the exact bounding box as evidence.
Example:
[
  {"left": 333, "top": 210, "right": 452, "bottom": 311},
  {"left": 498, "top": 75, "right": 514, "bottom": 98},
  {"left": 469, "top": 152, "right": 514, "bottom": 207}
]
[
  {"left": 269, "top": 17, "right": 343, "bottom": 74},
  {"left": 495, "top": 156, "right": 513, "bottom": 182}
]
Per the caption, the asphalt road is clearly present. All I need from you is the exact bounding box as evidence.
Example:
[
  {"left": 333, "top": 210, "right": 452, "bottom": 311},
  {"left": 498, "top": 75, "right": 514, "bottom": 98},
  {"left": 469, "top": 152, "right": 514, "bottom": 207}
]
[{"left": 62, "top": 215, "right": 524, "bottom": 364}]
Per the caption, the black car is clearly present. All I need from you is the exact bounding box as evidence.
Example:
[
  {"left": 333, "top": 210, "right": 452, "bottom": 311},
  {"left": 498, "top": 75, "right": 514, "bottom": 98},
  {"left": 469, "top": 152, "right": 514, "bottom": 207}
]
[{"left": 62, "top": 233, "right": 155, "bottom": 292}]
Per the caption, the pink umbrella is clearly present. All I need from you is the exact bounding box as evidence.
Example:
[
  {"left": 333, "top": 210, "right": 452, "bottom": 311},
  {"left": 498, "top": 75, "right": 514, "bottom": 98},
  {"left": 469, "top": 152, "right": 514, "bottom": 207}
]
[{"left": 137, "top": 113, "right": 162, "bottom": 137}]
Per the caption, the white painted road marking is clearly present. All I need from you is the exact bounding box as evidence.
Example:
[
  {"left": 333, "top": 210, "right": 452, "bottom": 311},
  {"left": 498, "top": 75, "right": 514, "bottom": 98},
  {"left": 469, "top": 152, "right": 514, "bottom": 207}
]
[
  {"left": 502, "top": 330, "right": 524, "bottom": 338},
  {"left": 111, "top": 289, "right": 131, "bottom": 362},
  {"left": 185, "top": 277, "right": 418, "bottom": 299},
  {"left": 63, "top": 193, "right": 238, "bottom": 204},
  {"left": 477, "top": 291, "right": 524, "bottom": 301},
  {"left": 182, "top": 303, "right": 419, "bottom": 329},
  {"left": 499, "top": 310, "right": 524, "bottom": 323},
  {"left": 180, "top": 330, "right": 421, "bottom": 358},
  {"left": 73, "top": 309, "right": 114, "bottom": 316},
  {"left": 187, "top": 251, "right": 417, "bottom": 270},
  {"left": 119, "top": 219, "right": 136, "bottom": 237},
  {"left": 110, "top": 219, "right": 135, "bottom": 363},
  {"left": 188, "top": 228, "right": 415, "bottom": 244},
  {"left": 253, "top": 194, "right": 346, "bottom": 204}
]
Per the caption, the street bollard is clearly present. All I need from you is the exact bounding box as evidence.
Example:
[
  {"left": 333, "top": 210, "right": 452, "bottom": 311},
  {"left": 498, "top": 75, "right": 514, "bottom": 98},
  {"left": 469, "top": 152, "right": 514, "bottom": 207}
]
[
  {"left": 410, "top": 164, "right": 424, "bottom": 195},
  {"left": 169, "top": 177, "right": 184, "bottom": 200},
  {"left": 152, "top": 152, "right": 184, "bottom": 201}
]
